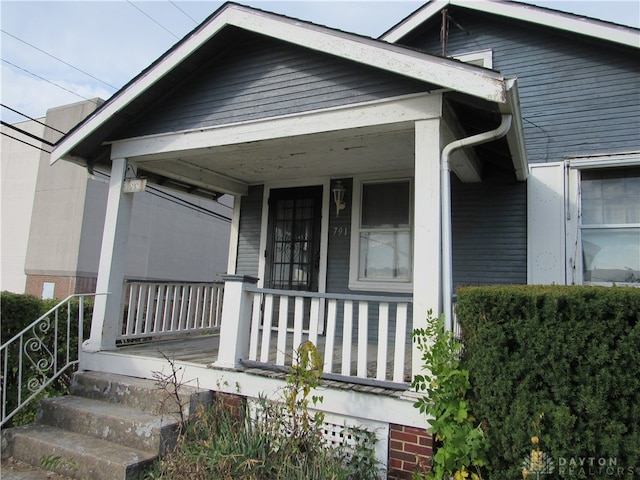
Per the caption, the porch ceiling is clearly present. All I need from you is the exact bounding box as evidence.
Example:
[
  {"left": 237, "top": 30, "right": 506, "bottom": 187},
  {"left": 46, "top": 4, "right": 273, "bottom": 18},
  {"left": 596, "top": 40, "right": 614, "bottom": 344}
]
[{"left": 133, "top": 123, "right": 416, "bottom": 192}]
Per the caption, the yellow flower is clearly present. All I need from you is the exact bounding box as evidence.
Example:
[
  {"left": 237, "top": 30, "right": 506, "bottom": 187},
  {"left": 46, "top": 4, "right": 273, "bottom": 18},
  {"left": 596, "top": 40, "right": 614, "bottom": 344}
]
[
  {"left": 531, "top": 436, "right": 539, "bottom": 445},
  {"left": 522, "top": 469, "right": 529, "bottom": 479},
  {"left": 453, "top": 469, "right": 469, "bottom": 480}
]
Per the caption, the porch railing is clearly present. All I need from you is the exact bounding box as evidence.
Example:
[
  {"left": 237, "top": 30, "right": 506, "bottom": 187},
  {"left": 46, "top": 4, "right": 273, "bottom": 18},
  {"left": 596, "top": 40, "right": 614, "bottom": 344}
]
[
  {"left": 119, "top": 280, "right": 224, "bottom": 342},
  {"left": 1, "top": 294, "right": 98, "bottom": 427},
  {"left": 245, "top": 287, "right": 412, "bottom": 384}
]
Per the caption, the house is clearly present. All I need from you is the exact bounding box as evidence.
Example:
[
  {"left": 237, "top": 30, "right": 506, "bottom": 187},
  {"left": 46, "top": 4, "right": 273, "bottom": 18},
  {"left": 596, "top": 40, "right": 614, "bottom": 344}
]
[
  {"left": 0, "top": 100, "right": 232, "bottom": 299},
  {"left": 30, "top": 1, "right": 640, "bottom": 478}
]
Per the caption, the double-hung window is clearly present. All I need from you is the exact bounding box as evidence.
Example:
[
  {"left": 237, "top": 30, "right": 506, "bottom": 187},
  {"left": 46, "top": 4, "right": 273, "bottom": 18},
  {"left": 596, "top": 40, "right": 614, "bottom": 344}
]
[
  {"left": 580, "top": 167, "right": 640, "bottom": 285},
  {"left": 349, "top": 179, "right": 412, "bottom": 292}
]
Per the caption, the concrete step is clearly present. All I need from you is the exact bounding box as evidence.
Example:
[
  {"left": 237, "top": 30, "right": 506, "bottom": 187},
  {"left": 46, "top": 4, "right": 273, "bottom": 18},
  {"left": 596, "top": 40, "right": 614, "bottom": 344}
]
[
  {"left": 70, "top": 370, "right": 212, "bottom": 417},
  {"left": 37, "top": 395, "right": 178, "bottom": 454},
  {"left": 3, "top": 425, "right": 156, "bottom": 480},
  {"left": 0, "top": 456, "right": 74, "bottom": 480}
]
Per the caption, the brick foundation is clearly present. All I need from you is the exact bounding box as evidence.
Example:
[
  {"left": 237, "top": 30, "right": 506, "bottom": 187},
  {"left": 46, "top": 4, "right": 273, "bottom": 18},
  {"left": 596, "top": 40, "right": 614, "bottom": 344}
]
[
  {"left": 25, "top": 275, "right": 97, "bottom": 299},
  {"left": 388, "top": 424, "right": 432, "bottom": 479}
]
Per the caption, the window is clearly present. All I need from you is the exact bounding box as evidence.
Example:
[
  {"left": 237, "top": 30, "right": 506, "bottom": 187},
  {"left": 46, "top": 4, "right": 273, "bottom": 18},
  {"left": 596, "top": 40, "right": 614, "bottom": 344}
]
[
  {"left": 580, "top": 167, "right": 640, "bottom": 284},
  {"left": 350, "top": 179, "right": 412, "bottom": 291}
]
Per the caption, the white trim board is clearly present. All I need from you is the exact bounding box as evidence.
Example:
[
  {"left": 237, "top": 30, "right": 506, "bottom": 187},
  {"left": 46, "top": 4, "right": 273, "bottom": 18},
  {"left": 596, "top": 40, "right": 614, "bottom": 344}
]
[{"left": 381, "top": 0, "right": 639, "bottom": 48}]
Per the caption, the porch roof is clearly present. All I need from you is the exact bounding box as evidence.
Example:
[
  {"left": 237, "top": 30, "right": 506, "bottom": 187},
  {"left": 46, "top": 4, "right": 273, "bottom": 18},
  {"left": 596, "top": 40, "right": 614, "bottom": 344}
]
[{"left": 50, "top": 2, "right": 514, "bottom": 174}]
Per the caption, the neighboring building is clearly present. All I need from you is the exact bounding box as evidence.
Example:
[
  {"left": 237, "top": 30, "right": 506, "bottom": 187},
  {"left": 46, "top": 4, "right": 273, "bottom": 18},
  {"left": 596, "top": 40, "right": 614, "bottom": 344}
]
[
  {"left": 21, "top": 1, "right": 639, "bottom": 478},
  {"left": 1, "top": 99, "right": 232, "bottom": 299}
]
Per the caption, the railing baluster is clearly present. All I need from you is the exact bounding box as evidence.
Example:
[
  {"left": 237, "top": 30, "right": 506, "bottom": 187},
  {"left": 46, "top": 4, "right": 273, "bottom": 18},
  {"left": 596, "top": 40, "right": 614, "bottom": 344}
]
[
  {"left": 377, "top": 302, "right": 389, "bottom": 381},
  {"left": 357, "top": 301, "right": 369, "bottom": 378},
  {"left": 125, "top": 284, "right": 136, "bottom": 337},
  {"left": 276, "top": 295, "right": 288, "bottom": 366},
  {"left": 260, "top": 294, "right": 274, "bottom": 363},
  {"left": 249, "top": 293, "right": 263, "bottom": 361},
  {"left": 393, "top": 303, "right": 408, "bottom": 383},
  {"left": 341, "top": 301, "right": 353, "bottom": 376},
  {"left": 308, "top": 298, "right": 320, "bottom": 346},
  {"left": 293, "top": 296, "right": 304, "bottom": 355},
  {"left": 324, "top": 299, "right": 337, "bottom": 374},
  {"left": 153, "top": 284, "right": 164, "bottom": 335}
]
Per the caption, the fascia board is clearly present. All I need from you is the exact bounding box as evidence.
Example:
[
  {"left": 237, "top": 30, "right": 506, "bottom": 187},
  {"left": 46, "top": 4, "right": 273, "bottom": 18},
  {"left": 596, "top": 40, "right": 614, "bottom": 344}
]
[
  {"left": 381, "top": 0, "right": 450, "bottom": 43},
  {"left": 382, "top": 0, "right": 639, "bottom": 49},
  {"left": 225, "top": 7, "right": 506, "bottom": 102},
  {"left": 500, "top": 77, "right": 528, "bottom": 181},
  {"left": 52, "top": 4, "right": 506, "bottom": 166}
]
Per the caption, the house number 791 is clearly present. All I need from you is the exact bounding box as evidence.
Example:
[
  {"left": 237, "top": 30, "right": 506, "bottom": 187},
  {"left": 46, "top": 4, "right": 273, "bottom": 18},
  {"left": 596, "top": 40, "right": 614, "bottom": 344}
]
[{"left": 333, "top": 227, "right": 348, "bottom": 236}]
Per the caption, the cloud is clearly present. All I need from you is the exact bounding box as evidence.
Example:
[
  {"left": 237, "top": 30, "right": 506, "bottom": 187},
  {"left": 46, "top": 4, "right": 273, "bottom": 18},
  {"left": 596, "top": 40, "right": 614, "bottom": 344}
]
[{"left": 1, "top": 66, "right": 111, "bottom": 124}]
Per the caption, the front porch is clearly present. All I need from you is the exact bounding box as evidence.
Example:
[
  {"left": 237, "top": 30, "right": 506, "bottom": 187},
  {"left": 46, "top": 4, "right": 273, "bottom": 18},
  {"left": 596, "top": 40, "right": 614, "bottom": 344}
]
[{"left": 111, "top": 279, "right": 414, "bottom": 387}]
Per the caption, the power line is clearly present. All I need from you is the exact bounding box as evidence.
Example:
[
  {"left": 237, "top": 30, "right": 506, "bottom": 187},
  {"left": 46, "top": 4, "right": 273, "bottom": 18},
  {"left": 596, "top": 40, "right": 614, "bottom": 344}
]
[
  {"left": 2, "top": 59, "right": 102, "bottom": 107},
  {"left": 0, "top": 104, "right": 67, "bottom": 135},
  {"left": 1, "top": 120, "right": 55, "bottom": 146},
  {"left": 1, "top": 131, "right": 51, "bottom": 153},
  {"left": 127, "top": 1, "right": 180, "bottom": 39},
  {"left": 169, "top": 1, "right": 198, "bottom": 24},
  {"left": 1, "top": 29, "right": 118, "bottom": 91}
]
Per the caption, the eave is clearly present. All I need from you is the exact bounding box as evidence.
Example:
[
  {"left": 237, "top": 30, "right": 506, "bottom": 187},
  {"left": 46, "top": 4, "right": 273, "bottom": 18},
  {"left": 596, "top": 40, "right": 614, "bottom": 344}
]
[{"left": 381, "top": 0, "right": 639, "bottom": 48}]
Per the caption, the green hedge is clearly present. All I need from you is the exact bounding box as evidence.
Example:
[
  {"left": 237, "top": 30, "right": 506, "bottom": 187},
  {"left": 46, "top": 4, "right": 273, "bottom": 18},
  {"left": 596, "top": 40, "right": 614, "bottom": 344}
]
[
  {"left": 1, "top": 291, "right": 93, "bottom": 426},
  {"left": 456, "top": 285, "right": 640, "bottom": 479}
]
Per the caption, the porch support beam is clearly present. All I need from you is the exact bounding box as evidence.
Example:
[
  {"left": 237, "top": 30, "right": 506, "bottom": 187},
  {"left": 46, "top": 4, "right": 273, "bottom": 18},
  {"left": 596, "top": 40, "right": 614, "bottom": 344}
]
[
  {"left": 84, "top": 158, "right": 133, "bottom": 352},
  {"left": 412, "top": 118, "right": 442, "bottom": 377},
  {"left": 108, "top": 93, "right": 441, "bottom": 160},
  {"left": 215, "top": 274, "right": 259, "bottom": 369}
]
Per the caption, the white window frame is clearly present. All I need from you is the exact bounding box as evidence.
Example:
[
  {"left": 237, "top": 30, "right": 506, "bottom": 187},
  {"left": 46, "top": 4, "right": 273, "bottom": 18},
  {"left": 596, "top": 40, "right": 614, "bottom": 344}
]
[
  {"left": 567, "top": 153, "right": 640, "bottom": 286},
  {"left": 348, "top": 175, "right": 413, "bottom": 293},
  {"left": 453, "top": 49, "right": 493, "bottom": 69}
]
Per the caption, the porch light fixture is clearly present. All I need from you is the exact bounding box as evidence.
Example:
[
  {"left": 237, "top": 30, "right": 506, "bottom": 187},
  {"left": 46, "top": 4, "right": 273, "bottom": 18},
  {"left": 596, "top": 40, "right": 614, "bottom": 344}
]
[{"left": 332, "top": 180, "right": 347, "bottom": 216}]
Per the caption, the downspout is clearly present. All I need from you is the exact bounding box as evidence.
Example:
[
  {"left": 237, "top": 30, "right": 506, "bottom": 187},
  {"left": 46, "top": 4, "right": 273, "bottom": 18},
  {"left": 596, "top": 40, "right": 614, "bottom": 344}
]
[{"left": 441, "top": 113, "right": 513, "bottom": 331}]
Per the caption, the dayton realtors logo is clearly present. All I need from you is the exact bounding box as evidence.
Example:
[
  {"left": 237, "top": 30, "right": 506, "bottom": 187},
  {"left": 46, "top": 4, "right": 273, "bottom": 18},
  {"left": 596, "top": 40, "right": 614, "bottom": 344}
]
[
  {"left": 522, "top": 455, "right": 639, "bottom": 478},
  {"left": 557, "top": 457, "right": 639, "bottom": 477},
  {"left": 521, "top": 450, "right": 554, "bottom": 478}
]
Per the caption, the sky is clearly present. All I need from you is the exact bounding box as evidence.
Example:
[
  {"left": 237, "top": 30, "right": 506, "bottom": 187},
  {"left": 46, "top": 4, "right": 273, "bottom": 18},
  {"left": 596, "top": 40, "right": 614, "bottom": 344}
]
[{"left": 1, "top": 0, "right": 638, "bottom": 125}]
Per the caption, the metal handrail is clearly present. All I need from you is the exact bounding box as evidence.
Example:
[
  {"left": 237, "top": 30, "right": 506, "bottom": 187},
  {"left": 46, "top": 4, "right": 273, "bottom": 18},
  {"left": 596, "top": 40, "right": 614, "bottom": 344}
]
[{"left": 0, "top": 293, "right": 104, "bottom": 427}]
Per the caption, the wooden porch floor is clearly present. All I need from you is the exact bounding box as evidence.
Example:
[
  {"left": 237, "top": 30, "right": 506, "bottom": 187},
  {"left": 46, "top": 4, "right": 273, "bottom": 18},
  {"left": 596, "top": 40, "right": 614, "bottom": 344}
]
[{"left": 114, "top": 333, "right": 412, "bottom": 387}]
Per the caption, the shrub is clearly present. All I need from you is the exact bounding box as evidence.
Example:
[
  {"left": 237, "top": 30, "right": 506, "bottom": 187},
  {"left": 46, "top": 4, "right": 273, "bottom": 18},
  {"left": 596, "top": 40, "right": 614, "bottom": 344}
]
[{"left": 456, "top": 285, "right": 640, "bottom": 479}]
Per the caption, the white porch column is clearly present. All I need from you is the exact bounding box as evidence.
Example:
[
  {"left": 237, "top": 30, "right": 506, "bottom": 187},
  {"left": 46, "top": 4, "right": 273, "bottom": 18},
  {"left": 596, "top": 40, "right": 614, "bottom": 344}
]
[
  {"left": 84, "top": 158, "right": 133, "bottom": 352},
  {"left": 412, "top": 119, "right": 442, "bottom": 377},
  {"left": 214, "top": 274, "right": 259, "bottom": 369}
]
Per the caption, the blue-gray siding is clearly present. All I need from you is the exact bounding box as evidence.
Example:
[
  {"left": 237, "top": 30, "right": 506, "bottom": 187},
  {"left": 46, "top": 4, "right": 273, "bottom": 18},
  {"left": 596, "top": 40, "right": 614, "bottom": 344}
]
[
  {"left": 402, "top": 9, "right": 640, "bottom": 163},
  {"left": 235, "top": 185, "right": 263, "bottom": 277},
  {"left": 451, "top": 175, "right": 527, "bottom": 286},
  {"left": 122, "top": 30, "right": 429, "bottom": 138}
]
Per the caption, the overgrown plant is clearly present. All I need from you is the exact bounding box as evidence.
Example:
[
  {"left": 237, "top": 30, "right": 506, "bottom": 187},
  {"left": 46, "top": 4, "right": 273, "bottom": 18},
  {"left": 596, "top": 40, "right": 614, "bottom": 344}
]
[
  {"left": 146, "top": 341, "right": 381, "bottom": 479},
  {"left": 152, "top": 351, "right": 194, "bottom": 434},
  {"left": 282, "top": 340, "right": 325, "bottom": 447},
  {"left": 412, "top": 310, "right": 489, "bottom": 480}
]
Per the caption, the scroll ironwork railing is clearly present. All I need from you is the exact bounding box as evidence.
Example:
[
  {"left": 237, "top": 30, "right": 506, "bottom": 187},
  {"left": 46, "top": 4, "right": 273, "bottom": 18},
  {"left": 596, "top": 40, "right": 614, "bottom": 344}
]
[{"left": 1, "top": 294, "right": 98, "bottom": 427}]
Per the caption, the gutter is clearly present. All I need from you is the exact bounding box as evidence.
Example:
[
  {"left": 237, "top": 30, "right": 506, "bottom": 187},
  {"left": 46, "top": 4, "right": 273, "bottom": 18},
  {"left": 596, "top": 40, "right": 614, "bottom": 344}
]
[{"left": 441, "top": 113, "right": 513, "bottom": 331}]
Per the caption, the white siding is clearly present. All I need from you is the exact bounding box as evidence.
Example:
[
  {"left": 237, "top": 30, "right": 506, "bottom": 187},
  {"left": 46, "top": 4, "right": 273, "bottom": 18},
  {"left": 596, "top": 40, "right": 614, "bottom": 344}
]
[{"left": 527, "top": 163, "right": 566, "bottom": 284}]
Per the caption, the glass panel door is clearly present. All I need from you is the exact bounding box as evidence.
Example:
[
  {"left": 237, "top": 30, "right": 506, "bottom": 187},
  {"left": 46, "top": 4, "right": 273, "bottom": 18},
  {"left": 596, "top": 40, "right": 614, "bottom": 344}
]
[{"left": 267, "top": 186, "right": 323, "bottom": 291}]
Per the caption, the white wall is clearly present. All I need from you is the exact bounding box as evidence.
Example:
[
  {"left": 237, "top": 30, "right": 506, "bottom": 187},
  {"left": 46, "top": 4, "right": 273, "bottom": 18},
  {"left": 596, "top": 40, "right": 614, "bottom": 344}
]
[{"left": 0, "top": 119, "right": 43, "bottom": 292}]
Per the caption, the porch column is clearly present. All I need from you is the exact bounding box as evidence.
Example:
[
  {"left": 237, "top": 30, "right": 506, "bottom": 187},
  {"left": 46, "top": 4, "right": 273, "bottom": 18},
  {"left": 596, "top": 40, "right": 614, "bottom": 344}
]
[
  {"left": 413, "top": 119, "right": 442, "bottom": 377},
  {"left": 214, "top": 274, "right": 259, "bottom": 369},
  {"left": 84, "top": 158, "right": 133, "bottom": 352}
]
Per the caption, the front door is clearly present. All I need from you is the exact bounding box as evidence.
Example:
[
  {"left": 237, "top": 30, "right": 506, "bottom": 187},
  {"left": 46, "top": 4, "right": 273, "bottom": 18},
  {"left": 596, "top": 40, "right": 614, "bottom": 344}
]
[{"left": 266, "top": 186, "right": 323, "bottom": 292}]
